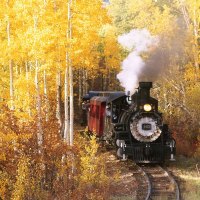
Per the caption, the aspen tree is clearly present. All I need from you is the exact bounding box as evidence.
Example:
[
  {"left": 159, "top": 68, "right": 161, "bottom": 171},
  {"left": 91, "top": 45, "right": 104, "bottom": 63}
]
[
  {"left": 56, "top": 71, "right": 63, "bottom": 133},
  {"left": 43, "top": 70, "right": 49, "bottom": 122},
  {"left": 35, "top": 61, "right": 43, "bottom": 153},
  {"left": 64, "top": 0, "right": 71, "bottom": 144},
  {"left": 69, "top": 60, "right": 74, "bottom": 146},
  {"left": 64, "top": 64, "right": 69, "bottom": 143},
  {"left": 82, "top": 69, "right": 86, "bottom": 96},
  {"left": 178, "top": 0, "right": 200, "bottom": 75},
  {"left": 63, "top": 0, "right": 73, "bottom": 145},
  {"left": 33, "top": 13, "right": 43, "bottom": 152},
  {"left": 179, "top": 0, "right": 190, "bottom": 28},
  {"left": 82, "top": 69, "right": 88, "bottom": 97},
  {"left": 6, "top": 0, "right": 14, "bottom": 111},
  {"left": 25, "top": 61, "right": 31, "bottom": 117},
  {"left": 9, "top": 60, "right": 14, "bottom": 111},
  {"left": 69, "top": 0, "right": 74, "bottom": 146},
  {"left": 42, "top": 1, "right": 49, "bottom": 122},
  {"left": 85, "top": 70, "right": 88, "bottom": 94},
  {"left": 189, "top": 0, "right": 200, "bottom": 75},
  {"left": 78, "top": 69, "right": 82, "bottom": 106}
]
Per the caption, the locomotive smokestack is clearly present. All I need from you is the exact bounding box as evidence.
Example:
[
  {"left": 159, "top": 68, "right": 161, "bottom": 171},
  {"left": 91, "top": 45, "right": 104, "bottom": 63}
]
[
  {"left": 139, "top": 82, "right": 152, "bottom": 89},
  {"left": 138, "top": 82, "right": 152, "bottom": 98}
]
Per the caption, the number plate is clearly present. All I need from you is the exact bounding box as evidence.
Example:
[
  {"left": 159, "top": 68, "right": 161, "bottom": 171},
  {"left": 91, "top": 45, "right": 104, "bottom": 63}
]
[{"left": 142, "top": 123, "right": 152, "bottom": 130}]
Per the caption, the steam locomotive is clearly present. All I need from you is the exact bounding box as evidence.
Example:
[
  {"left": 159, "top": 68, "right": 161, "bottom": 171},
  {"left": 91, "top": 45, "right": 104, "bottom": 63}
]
[{"left": 82, "top": 82, "right": 176, "bottom": 163}]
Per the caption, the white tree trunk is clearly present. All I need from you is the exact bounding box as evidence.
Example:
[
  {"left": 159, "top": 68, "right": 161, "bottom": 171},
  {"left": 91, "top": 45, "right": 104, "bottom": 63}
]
[
  {"left": 69, "top": 59, "right": 74, "bottom": 146},
  {"left": 193, "top": 3, "right": 199, "bottom": 73},
  {"left": 9, "top": 60, "right": 14, "bottom": 111},
  {"left": 179, "top": 0, "right": 190, "bottom": 29},
  {"left": 44, "top": 70, "right": 49, "bottom": 122},
  {"left": 109, "top": 70, "right": 111, "bottom": 90},
  {"left": 7, "top": 17, "right": 14, "bottom": 111},
  {"left": 25, "top": 61, "right": 31, "bottom": 117},
  {"left": 68, "top": 0, "right": 74, "bottom": 146},
  {"left": 63, "top": 0, "right": 74, "bottom": 145},
  {"left": 33, "top": 16, "right": 43, "bottom": 152},
  {"left": 78, "top": 69, "right": 82, "bottom": 107},
  {"left": 64, "top": 63, "right": 69, "bottom": 144},
  {"left": 83, "top": 69, "right": 88, "bottom": 95},
  {"left": 56, "top": 71, "right": 63, "bottom": 132},
  {"left": 85, "top": 70, "right": 88, "bottom": 94},
  {"left": 82, "top": 69, "right": 86, "bottom": 95},
  {"left": 35, "top": 61, "right": 43, "bottom": 153}
]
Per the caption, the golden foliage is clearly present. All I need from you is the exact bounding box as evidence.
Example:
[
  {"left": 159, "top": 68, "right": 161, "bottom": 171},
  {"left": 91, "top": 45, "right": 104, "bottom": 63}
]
[
  {"left": 1, "top": 0, "right": 200, "bottom": 198},
  {"left": 11, "top": 156, "right": 30, "bottom": 200}
]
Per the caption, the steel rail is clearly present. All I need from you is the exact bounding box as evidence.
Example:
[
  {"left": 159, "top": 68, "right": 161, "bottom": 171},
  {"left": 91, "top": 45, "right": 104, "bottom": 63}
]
[
  {"left": 157, "top": 166, "right": 180, "bottom": 200},
  {"left": 137, "top": 165, "right": 152, "bottom": 200},
  {"left": 164, "top": 168, "right": 180, "bottom": 200}
]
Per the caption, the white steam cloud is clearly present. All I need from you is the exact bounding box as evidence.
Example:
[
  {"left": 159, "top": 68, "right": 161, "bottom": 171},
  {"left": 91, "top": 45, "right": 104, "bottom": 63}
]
[{"left": 117, "top": 29, "right": 158, "bottom": 94}]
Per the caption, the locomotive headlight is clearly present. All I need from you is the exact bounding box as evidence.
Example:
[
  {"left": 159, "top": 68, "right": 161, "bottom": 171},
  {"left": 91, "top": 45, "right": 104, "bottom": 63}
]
[{"left": 144, "top": 104, "right": 152, "bottom": 112}]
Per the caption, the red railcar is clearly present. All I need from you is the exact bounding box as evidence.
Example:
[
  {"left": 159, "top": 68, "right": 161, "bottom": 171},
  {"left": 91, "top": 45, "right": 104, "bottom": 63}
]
[
  {"left": 88, "top": 97, "right": 107, "bottom": 137},
  {"left": 87, "top": 92, "right": 125, "bottom": 137}
]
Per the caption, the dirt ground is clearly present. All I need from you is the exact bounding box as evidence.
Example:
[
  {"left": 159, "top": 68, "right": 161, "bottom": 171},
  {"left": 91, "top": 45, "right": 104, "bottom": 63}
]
[{"left": 101, "top": 149, "right": 139, "bottom": 200}]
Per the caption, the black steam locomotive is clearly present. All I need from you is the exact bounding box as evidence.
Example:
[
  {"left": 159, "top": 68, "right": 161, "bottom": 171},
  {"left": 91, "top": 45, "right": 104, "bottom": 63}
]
[{"left": 82, "top": 82, "right": 176, "bottom": 163}]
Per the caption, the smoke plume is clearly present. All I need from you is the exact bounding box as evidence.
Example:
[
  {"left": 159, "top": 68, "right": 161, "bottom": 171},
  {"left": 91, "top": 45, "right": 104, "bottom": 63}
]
[{"left": 117, "top": 29, "right": 158, "bottom": 94}]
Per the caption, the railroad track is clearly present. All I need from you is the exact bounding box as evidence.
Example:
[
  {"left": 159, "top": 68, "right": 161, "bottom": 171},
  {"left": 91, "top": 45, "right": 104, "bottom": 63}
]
[{"left": 133, "top": 164, "right": 180, "bottom": 200}]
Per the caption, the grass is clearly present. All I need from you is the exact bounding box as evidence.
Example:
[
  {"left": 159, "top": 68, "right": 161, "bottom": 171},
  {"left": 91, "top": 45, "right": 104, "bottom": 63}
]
[{"left": 169, "top": 155, "right": 200, "bottom": 200}]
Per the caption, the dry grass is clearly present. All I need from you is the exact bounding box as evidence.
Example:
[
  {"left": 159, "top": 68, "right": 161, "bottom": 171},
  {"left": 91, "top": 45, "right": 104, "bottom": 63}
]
[{"left": 169, "top": 155, "right": 200, "bottom": 200}]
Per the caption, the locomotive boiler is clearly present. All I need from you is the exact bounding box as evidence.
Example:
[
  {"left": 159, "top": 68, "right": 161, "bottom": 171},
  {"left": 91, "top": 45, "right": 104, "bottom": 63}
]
[{"left": 82, "top": 82, "right": 176, "bottom": 163}]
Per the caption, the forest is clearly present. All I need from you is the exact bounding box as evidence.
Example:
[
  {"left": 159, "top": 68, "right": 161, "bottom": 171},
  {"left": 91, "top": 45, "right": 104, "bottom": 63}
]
[{"left": 0, "top": 0, "right": 200, "bottom": 199}]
